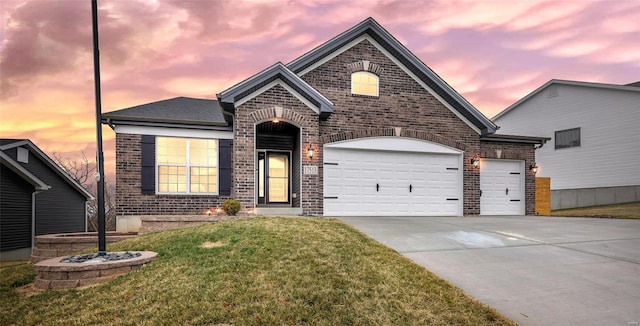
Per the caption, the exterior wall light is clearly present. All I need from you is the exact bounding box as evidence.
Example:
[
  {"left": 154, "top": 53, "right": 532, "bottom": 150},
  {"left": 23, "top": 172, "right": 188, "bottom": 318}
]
[
  {"left": 307, "top": 145, "right": 315, "bottom": 159},
  {"left": 530, "top": 163, "right": 539, "bottom": 174},
  {"left": 470, "top": 155, "right": 480, "bottom": 168},
  {"left": 206, "top": 209, "right": 212, "bottom": 216}
]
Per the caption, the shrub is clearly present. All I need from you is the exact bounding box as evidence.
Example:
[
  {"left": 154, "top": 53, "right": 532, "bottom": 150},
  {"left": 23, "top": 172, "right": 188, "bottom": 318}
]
[{"left": 222, "top": 199, "right": 241, "bottom": 216}]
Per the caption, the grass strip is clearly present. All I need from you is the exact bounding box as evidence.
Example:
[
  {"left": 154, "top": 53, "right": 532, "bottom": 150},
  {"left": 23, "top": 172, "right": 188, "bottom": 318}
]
[{"left": 1, "top": 217, "right": 513, "bottom": 325}]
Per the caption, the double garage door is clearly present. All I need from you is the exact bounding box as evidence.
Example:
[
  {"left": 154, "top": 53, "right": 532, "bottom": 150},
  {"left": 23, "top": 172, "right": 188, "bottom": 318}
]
[{"left": 323, "top": 138, "right": 463, "bottom": 216}]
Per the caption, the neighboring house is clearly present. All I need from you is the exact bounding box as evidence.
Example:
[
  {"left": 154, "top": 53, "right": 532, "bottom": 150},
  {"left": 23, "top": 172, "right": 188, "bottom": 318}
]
[
  {"left": 0, "top": 139, "right": 93, "bottom": 261},
  {"left": 493, "top": 80, "right": 640, "bottom": 210},
  {"left": 103, "top": 17, "right": 546, "bottom": 220}
]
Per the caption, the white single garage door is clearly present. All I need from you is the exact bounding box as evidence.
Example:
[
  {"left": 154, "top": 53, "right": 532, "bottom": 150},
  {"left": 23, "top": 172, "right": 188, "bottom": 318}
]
[
  {"left": 480, "top": 159, "right": 525, "bottom": 215},
  {"left": 323, "top": 137, "right": 463, "bottom": 216}
]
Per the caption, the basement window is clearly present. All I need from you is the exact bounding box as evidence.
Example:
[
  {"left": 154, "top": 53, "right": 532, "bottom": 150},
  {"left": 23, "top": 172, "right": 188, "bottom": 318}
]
[{"left": 555, "top": 127, "right": 581, "bottom": 149}]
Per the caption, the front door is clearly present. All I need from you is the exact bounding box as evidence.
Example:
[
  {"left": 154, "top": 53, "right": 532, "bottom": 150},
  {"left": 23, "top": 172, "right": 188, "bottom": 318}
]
[{"left": 258, "top": 152, "right": 290, "bottom": 205}]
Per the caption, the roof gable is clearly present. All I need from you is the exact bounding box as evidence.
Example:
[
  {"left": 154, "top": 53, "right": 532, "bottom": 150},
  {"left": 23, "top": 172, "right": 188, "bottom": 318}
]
[
  {"left": 102, "top": 97, "right": 228, "bottom": 127},
  {"left": 0, "top": 139, "right": 93, "bottom": 199},
  {"left": 217, "top": 62, "right": 334, "bottom": 120},
  {"left": 287, "top": 17, "right": 497, "bottom": 135},
  {"left": 0, "top": 151, "right": 49, "bottom": 191},
  {"left": 493, "top": 79, "right": 640, "bottom": 121}
]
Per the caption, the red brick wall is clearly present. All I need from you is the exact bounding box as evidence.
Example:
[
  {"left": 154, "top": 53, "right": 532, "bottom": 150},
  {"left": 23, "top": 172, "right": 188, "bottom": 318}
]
[
  {"left": 234, "top": 86, "right": 322, "bottom": 215},
  {"left": 230, "top": 39, "right": 537, "bottom": 215},
  {"left": 301, "top": 39, "right": 484, "bottom": 215},
  {"left": 115, "top": 133, "right": 233, "bottom": 216}
]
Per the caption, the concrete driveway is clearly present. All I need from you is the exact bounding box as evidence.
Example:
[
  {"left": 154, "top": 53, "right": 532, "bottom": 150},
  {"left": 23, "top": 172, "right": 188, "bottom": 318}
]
[{"left": 338, "top": 215, "right": 640, "bottom": 326}]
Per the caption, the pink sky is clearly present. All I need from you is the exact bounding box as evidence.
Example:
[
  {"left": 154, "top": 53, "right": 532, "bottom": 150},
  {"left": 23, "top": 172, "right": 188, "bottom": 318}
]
[{"left": 1, "top": 0, "right": 639, "bottom": 183}]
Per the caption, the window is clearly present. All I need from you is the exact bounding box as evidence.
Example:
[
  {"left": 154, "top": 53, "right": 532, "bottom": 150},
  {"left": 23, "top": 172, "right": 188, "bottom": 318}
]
[
  {"left": 156, "top": 137, "right": 218, "bottom": 193},
  {"left": 351, "top": 71, "right": 379, "bottom": 96},
  {"left": 555, "top": 128, "right": 580, "bottom": 149}
]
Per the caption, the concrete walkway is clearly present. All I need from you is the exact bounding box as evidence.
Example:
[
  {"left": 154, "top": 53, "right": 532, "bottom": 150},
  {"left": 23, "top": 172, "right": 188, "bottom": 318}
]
[{"left": 338, "top": 215, "right": 640, "bottom": 326}]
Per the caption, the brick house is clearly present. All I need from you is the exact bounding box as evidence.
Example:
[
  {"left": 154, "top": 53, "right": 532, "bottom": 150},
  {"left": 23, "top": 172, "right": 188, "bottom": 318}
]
[{"left": 103, "top": 18, "right": 546, "bottom": 220}]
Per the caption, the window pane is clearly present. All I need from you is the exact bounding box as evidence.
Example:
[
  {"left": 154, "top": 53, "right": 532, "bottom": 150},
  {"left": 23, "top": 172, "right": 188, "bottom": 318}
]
[
  {"left": 157, "top": 137, "right": 186, "bottom": 164},
  {"left": 190, "top": 167, "right": 217, "bottom": 193},
  {"left": 158, "top": 165, "right": 186, "bottom": 193},
  {"left": 555, "top": 128, "right": 580, "bottom": 149},
  {"left": 351, "top": 71, "right": 379, "bottom": 96},
  {"left": 190, "top": 139, "right": 218, "bottom": 166}
]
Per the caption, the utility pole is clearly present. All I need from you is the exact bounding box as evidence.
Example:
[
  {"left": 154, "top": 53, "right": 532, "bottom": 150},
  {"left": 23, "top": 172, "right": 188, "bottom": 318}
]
[{"left": 91, "top": 0, "right": 106, "bottom": 255}]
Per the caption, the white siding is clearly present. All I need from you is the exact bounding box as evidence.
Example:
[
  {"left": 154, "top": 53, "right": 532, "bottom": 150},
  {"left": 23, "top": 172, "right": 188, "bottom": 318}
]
[{"left": 494, "top": 84, "right": 640, "bottom": 190}]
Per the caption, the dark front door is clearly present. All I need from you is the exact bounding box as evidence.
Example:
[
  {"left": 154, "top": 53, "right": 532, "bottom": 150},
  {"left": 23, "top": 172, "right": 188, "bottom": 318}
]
[{"left": 258, "top": 151, "right": 290, "bottom": 205}]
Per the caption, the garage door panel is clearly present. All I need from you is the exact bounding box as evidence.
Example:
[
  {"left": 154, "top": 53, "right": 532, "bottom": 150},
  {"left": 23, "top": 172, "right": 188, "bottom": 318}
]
[
  {"left": 324, "top": 146, "right": 462, "bottom": 216},
  {"left": 480, "top": 159, "right": 525, "bottom": 215}
]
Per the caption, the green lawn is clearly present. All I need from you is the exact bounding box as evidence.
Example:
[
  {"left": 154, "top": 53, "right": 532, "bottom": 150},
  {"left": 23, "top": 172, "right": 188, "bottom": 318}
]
[
  {"left": 1, "top": 217, "right": 513, "bottom": 325},
  {"left": 552, "top": 201, "right": 640, "bottom": 219}
]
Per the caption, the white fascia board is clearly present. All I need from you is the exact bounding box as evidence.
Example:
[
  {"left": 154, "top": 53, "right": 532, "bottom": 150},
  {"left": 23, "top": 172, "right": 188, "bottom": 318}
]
[
  {"left": 235, "top": 79, "right": 320, "bottom": 114},
  {"left": 114, "top": 125, "right": 234, "bottom": 139},
  {"left": 298, "top": 35, "right": 482, "bottom": 135},
  {"left": 324, "top": 136, "right": 463, "bottom": 155}
]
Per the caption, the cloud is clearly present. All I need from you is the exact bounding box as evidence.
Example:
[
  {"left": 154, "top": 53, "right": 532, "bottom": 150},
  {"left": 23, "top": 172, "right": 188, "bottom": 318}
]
[{"left": 1, "top": 0, "right": 639, "bottom": 181}]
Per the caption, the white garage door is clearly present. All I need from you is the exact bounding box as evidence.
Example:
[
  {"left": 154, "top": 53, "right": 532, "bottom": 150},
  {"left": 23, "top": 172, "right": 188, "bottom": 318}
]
[
  {"left": 480, "top": 159, "right": 525, "bottom": 215},
  {"left": 323, "top": 138, "right": 463, "bottom": 216}
]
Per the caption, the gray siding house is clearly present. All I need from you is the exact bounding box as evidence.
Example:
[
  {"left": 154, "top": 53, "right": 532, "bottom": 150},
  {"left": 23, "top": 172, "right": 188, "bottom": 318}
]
[
  {"left": 493, "top": 80, "right": 640, "bottom": 209},
  {"left": 0, "top": 139, "right": 93, "bottom": 261}
]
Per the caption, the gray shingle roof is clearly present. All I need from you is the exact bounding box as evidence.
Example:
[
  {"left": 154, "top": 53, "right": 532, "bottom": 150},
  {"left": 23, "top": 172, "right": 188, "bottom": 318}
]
[{"left": 102, "top": 97, "right": 228, "bottom": 126}]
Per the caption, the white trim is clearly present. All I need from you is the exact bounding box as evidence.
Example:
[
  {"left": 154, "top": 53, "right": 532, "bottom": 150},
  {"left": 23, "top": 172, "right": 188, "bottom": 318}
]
[
  {"left": 298, "top": 35, "right": 482, "bottom": 135},
  {"left": 235, "top": 79, "right": 320, "bottom": 114},
  {"left": 324, "top": 136, "right": 463, "bottom": 154},
  {"left": 115, "top": 125, "right": 233, "bottom": 139}
]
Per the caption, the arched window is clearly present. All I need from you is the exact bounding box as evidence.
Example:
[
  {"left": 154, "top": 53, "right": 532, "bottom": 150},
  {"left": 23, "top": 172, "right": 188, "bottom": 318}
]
[{"left": 351, "top": 71, "right": 379, "bottom": 96}]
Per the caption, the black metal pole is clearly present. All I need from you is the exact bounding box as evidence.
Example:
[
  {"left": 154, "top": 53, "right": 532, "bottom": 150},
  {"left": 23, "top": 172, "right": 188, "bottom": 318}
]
[{"left": 91, "top": 0, "right": 106, "bottom": 255}]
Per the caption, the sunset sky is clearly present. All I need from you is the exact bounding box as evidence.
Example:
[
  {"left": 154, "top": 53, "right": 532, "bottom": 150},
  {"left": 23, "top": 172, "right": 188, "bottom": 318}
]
[{"left": 1, "top": 0, "right": 639, "bottom": 184}]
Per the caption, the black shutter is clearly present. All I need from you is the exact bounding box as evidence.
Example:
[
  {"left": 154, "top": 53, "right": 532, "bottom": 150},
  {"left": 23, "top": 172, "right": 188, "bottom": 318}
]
[
  {"left": 141, "top": 135, "right": 155, "bottom": 195},
  {"left": 218, "top": 139, "right": 231, "bottom": 196}
]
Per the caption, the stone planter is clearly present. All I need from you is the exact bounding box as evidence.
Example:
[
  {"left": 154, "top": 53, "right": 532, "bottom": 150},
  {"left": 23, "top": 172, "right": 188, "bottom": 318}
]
[{"left": 31, "top": 232, "right": 138, "bottom": 262}]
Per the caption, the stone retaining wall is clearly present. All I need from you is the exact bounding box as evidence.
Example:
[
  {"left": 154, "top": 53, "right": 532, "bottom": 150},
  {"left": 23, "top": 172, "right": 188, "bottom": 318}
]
[
  {"left": 33, "top": 251, "right": 157, "bottom": 290},
  {"left": 31, "top": 232, "right": 138, "bottom": 262},
  {"left": 138, "top": 215, "right": 248, "bottom": 234}
]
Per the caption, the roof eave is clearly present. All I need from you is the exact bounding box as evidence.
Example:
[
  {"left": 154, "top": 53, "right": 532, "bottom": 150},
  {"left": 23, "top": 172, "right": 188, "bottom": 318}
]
[
  {"left": 218, "top": 62, "right": 334, "bottom": 119},
  {"left": 101, "top": 115, "right": 228, "bottom": 127},
  {"left": 0, "top": 151, "right": 50, "bottom": 191},
  {"left": 480, "top": 134, "right": 550, "bottom": 145},
  {"left": 0, "top": 140, "right": 94, "bottom": 200},
  {"left": 101, "top": 119, "right": 234, "bottom": 131}
]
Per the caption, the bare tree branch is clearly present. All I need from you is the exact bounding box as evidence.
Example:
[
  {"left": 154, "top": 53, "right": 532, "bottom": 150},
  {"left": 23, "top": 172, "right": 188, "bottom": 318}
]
[
  {"left": 52, "top": 151, "right": 96, "bottom": 186},
  {"left": 51, "top": 151, "right": 116, "bottom": 231}
]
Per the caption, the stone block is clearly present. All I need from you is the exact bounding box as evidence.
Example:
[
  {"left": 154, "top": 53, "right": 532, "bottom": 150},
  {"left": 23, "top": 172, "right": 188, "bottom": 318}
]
[
  {"left": 68, "top": 270, "right": 101, "bottom": 280},
  {"left": 33, "top": 278, "right": 51, "bottom": 290},
  {"left": 100, "top": 266, "right": 131, "bottom": 277},
  {"left": 40, "top": 271, "right": 68, "bottom": 280},
  {"left": 50, "top": 279, "right": 80, "bottom": 290}
]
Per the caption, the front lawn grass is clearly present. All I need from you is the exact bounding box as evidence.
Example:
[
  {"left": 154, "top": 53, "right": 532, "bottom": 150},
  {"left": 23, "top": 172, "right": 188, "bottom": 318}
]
[
  {"left": 552, "top": 201, "right": 640, "bottom": 219},
  {"left": 1, "top": 217, "right": 513, "bottom": 325}
]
